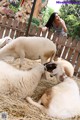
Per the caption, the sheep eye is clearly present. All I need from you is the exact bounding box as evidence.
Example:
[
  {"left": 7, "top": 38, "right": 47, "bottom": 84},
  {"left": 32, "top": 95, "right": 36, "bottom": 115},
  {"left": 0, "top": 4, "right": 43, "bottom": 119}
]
[
  {"left": 41, "top": 103, "right": 44, "bottom": 106},
  {"left": 19, "top": 15, "right": 22, "bottom": 18}
]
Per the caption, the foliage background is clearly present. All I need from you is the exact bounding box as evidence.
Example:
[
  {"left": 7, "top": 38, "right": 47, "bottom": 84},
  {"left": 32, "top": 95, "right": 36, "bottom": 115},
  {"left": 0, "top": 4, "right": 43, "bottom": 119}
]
[
  {"left": 41, "top": 0, "right": 80, "bottom": 40},
  {"left": 60, "top": 3, "right": 80, "bottom": 40}
]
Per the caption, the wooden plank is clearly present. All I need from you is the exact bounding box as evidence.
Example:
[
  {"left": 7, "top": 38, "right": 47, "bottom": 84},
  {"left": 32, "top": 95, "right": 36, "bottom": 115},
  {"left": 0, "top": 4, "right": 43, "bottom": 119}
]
[
  {"left": 10, "top": 19, "right": 18, "bottom": 38},
  {"left": 66, "top": 49, "right": 73, "bottom": 62},
  {"left": 57, "top": 46, "right": 63, "bottom": 57},
  {"left": 57, "top": 35, "right": 67, "bottom": 45},
  {"left": 56, "top": 36, "right": 63, "bottom": 57},
  {"left": 36, "top": 27, "right": 42, "bottom": 36},
  {"left": 62, "top": 38, "right": 72, "bottom": 59},
  {"left": 28, "top": 25, "right": 37, "bottom": 36},
  {"left": 4, "top": 18, "right": 13, "bottom": 37},
  {"left": 71, "top": 40, "right": 80, "bottom": 65},
  {"left": 75, "top": 56, "right": 80, "bottom": 77},
  {"left": 76, "top": 41, "right": 80, "bottom": 52},
  {"left": 52, "top": 32, "right": 59, "bottom": 43},
  {"left": 0, "top": 14, "right": 3, "bottom": 38},
  {"left": 58, "top": 36, "right": 67, "bottom": 59},
  {"left": 56, "top": 35, "right": 67, "bottom": 58},
  {"left": 47, "top": 31, "right": 53, "bottom": 40},
  {"left": 74, "top": 41, "right": 80, "bottom": 76},
  {"left": 71, "top": 51, "right": 78, "bottom": 66},
  {"left": 15, "top": 22, "right": 23, "bottom": 37},
  {"left": 41, "top": 30, "right": 47, "bottom": 37},
  {"left": 0, "top": 16, "right": 7, "bottom": 38},
  {"left": 56, "top": 35, "right": 63, "bottom": 56},
  {"left": 0, "top": 14, "right": 2, "bottom": 23},
  {"left": 66, "top": 40, "right": 77, "bottom": 62},
  {"left": 19, "top": 22, "right": 26, "bottom": 36}
]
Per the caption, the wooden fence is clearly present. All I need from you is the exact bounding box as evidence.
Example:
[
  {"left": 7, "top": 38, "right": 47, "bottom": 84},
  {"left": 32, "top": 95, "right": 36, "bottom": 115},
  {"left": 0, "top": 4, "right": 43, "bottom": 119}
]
[{"left": 0, "top": 15, "right": 80, "bottom": 77}]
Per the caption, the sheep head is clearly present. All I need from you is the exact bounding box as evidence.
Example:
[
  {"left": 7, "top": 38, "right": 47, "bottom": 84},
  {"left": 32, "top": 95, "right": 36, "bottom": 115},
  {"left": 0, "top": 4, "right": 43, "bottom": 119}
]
[{"left": 44, "top": 62, "right": 65, "bottom": 80}]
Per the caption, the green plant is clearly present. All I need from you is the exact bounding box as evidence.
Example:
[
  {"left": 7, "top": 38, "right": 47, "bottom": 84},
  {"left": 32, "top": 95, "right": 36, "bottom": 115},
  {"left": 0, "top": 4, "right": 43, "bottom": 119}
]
[
  {"left": 60, "top": 4, "right": 80, "bottom": 40},
  {"left": 41, "top": 7, "right": 54, "bottom": 26},
  {"left": 31, "top": 17, "right": 40, "bottom": 26},
  {"left": 9, "top": 0, "right": 21, "bottom": 13}
]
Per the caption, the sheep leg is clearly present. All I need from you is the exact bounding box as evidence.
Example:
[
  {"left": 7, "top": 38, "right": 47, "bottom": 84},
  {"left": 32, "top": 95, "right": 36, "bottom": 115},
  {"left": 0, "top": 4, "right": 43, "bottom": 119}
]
[{"left": 26, "top": 97, "right": 43, "bottom": 110}]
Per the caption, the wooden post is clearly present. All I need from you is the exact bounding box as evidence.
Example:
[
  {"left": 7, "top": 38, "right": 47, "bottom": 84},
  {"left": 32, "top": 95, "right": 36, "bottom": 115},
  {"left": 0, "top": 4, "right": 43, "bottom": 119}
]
[{"left": 25, "top": 0, "right": 37, "bottom": 36}]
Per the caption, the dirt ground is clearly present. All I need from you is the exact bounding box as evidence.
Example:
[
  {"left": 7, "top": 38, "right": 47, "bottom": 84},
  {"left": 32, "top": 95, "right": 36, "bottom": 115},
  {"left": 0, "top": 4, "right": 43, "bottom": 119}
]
[{"left": 0, "top": 58, "right": 80, "bottom": 120}]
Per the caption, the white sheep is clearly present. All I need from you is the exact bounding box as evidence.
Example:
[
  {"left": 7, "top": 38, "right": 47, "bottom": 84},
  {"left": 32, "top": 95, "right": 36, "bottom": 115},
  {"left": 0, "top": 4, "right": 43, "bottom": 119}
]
[
  {"left": 0, "top": 61, "right": 45, "bottom": 99},
  {"left": 27, "top": 62, "right": 80, "bottom": 119},
  {"left": 0, "top": 36, "right": 56, "bottom": 66},
  {"left": 0, "top": 36, "right": 12, "bottom": 48}
]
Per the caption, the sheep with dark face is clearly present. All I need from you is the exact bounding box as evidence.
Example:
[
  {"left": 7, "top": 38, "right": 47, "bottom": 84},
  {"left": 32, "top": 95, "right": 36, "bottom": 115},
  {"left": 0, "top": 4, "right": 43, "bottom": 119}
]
[
  {"left": 45, "top": 58, "right": 74, "bottom": 82},
  {"left": 27, "top": 62, "right": 80, "bottom": 119},
  {"left": 53, "top": 57, "right": 74, "bottom": 77}
]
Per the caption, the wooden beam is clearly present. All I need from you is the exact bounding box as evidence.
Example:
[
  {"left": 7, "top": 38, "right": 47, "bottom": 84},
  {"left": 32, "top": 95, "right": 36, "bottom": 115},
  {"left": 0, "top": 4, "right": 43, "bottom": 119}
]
[{"left": 25, "top": 0, "right": 37, "bottom": 36}]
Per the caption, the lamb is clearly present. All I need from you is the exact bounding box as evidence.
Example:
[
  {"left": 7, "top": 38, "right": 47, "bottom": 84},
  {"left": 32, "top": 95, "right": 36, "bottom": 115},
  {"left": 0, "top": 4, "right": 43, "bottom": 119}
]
[
  {"left": 0, "top": 36, "right": 56, "bottom": 66},
  {"left": 0, "top": 61, "right": 45, "bottom": 99},
  {"left": 27, "top": 62, "right": 80, "bottom": 119}
]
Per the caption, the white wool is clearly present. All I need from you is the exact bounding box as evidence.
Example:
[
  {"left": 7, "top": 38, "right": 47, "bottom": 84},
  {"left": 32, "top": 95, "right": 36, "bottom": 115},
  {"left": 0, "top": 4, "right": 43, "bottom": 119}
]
[
  {"left": 0, "top": 61, "right": 44, "bottom": 99},
  {"left": 48, "top": 78, "right": 80, "bottom": 118},
  {"left": 0, "top": 36, "right": 56, "bottom": 65},
  {"left": 45, "top": 64, "right": 80, "bottom": 118},
  {"left": 27, "top": 63, "right": 80, "bottom": 119}
]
